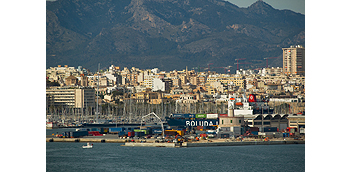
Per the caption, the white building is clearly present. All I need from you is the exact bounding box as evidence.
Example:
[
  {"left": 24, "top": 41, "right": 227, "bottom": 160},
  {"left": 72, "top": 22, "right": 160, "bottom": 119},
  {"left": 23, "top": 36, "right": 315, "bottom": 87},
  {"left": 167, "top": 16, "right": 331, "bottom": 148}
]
[
  {"left": 152, "top": 78, "right": 165, "bottom": 92},
  {"left": 144, "top": 74, "right": 159, "bottom": 89}
]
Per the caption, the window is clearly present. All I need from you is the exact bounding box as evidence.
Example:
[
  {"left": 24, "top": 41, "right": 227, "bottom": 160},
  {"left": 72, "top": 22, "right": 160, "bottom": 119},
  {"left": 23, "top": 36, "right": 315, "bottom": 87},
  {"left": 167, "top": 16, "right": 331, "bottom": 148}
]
[
  {"left": 239, "top": 120, "right": 241, "bottom": 123},
  {"left": 222, "top": 120, "right": 224, "bottom": 124},
  {"left": 230, "top": 120, "right": 232, "bottom": 123}
]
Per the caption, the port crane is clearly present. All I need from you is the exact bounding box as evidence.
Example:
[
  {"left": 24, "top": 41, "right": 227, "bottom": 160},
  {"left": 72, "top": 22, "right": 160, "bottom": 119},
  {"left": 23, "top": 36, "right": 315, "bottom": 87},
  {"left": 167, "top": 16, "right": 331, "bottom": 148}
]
[{"left": 140, "top": 112, "right": 165, "bottom": 138}]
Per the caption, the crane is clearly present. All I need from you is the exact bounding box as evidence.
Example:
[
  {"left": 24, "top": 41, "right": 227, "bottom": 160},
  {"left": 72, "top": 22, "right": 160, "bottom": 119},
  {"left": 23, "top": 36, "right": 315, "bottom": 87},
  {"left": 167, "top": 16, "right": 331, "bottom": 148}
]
[
  {"left": 234, "top": 58, "right": 246, "bottom": 71},
  {"left": 264, "top": 57, "right": 280, "bottom": 68},
  {"left": 234, "top": 62, "right": 252, "bottom": 71},
  {"left": 211, "top": 66, "right": 232, "bottom": 74},
  {"left": 140, "top": 112, "right": 165, "bottom": 138},
  {"left": 207, "top": 63, "right": 213, "bottom": 73}
]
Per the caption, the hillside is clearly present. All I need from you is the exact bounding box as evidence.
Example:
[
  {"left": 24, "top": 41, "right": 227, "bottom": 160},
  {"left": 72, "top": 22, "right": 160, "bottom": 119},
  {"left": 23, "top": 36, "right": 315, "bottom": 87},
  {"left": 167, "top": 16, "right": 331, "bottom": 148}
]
[{"left": 46, "top": 0, "right": 304, "bottom": 72}]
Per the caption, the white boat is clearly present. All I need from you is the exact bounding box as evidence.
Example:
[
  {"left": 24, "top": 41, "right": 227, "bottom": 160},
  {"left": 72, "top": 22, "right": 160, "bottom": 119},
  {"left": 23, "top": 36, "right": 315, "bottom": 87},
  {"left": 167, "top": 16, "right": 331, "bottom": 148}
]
[{"left": 82, "top": 142, "right": 93, "bottom": 149}]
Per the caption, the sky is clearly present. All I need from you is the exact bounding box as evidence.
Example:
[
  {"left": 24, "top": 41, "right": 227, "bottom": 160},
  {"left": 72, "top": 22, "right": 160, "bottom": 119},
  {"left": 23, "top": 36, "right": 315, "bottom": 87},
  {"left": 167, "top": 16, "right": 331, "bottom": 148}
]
[{"left": 225, "top": 0, "right": 305, "bottom": 14}]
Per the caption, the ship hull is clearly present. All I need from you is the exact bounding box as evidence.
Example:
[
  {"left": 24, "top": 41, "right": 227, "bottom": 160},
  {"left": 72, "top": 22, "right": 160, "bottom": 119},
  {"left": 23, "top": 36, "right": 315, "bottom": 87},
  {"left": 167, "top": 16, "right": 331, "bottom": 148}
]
[{"left": 166, "top": 118, "right": 218, "bottom": 127}]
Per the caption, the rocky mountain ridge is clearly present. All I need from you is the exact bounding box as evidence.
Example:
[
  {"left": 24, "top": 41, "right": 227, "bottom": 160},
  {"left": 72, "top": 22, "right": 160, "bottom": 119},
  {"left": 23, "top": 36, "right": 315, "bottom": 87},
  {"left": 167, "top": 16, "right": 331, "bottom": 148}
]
[{"left": 46, "top": 0, "right": 305, "bottom": 71}]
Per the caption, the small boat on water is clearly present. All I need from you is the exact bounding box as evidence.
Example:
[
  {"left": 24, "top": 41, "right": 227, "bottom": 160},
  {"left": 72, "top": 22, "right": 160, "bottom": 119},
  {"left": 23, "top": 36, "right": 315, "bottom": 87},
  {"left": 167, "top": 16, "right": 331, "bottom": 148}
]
[{"left": 82, "top": 142, "right": 93, "bottom": 149}]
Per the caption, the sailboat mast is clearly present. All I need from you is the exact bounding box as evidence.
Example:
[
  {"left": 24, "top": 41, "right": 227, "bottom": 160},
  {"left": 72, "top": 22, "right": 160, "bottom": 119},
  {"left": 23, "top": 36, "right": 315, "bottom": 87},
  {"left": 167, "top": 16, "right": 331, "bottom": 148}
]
[{"left": 95, "top": 63, "right": 100, "bottom": 123}]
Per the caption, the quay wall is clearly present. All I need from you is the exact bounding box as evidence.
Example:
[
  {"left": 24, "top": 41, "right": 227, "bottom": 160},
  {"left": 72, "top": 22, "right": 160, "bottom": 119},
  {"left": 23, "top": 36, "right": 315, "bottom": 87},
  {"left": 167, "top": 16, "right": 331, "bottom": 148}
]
[
  {"left": 46, "top": 138, "right": 126, "bottom": 143},
  {"left": 47, "top": 138, "right": 304, "bottom": 147},
  {"left": 183, "top": 140, "right": 304, "bottom": 147}
]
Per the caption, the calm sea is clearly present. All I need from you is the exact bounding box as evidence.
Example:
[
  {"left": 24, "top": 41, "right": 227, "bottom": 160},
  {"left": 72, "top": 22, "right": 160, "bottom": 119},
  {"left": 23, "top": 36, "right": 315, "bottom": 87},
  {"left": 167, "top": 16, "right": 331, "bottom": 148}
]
[{"left": 47, "top": 142, "right": 304, "bottom": 172}]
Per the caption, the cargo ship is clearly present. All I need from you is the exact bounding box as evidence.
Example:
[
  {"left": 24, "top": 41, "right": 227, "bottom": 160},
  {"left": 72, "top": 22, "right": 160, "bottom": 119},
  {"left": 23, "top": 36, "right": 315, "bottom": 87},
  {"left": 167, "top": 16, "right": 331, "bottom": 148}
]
[{"left": 165, "top": 114, "right": 219, "bottom": 127}]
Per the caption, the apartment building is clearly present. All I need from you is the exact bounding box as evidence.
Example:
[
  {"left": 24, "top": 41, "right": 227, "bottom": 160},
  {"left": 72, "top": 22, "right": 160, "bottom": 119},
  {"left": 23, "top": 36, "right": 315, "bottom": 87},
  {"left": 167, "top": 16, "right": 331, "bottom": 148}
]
[
  {"left": 283, "top": 45, "right": 305, "bottom": 76},
  {"left": 46, "top": 65, "right": 81, "bottom": 82},
  {"left": 46, "top": 88, "right": 95, "bottom": 108},
  {"left": 144, "top": 74, "right": 159, "bottom": 89},
  {"left": 152, "top": 78, "right": 172, "bottom": 92}
]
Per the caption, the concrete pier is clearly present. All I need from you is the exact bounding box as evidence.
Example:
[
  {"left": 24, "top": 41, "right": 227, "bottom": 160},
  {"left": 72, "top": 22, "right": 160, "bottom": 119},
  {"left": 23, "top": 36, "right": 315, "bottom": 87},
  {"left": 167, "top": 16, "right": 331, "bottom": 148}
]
[{"left": 125, "top": 142, "right": 176, "bottom": 147}]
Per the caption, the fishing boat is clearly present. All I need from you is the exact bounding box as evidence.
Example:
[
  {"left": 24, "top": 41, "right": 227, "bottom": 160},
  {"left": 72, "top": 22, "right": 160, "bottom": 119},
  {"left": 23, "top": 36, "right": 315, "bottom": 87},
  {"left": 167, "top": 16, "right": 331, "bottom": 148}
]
[{"left": 82, "top": 142, "right": 93, "bottom": 149}]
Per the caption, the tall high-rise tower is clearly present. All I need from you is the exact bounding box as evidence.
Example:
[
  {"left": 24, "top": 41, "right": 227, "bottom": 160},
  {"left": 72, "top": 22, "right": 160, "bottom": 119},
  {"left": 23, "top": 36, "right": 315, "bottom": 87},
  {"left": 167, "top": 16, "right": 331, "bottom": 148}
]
[{"left": 282, "top": 45, "right": 305, "bottom": 76}]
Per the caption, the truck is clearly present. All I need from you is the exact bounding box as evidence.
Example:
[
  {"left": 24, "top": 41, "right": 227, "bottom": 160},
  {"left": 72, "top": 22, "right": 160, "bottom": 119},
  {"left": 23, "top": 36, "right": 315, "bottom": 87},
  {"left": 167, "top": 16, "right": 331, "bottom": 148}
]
[{"left": 206, "top": 130, "right": 217, "bottom": 138}]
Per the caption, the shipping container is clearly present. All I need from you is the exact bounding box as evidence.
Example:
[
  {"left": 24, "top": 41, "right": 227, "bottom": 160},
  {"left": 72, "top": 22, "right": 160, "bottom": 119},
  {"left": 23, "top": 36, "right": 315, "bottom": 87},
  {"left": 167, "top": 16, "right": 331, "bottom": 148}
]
[
  {"left": 152, "top": 129, "right": 163, "bottom": 134},
  {"left": 118, "top": 131, "right": 125, "bottom": 136},
  {"left": 251, "top": 131, "right": 259, "bottom": 135},
  {"left": 128, "top": 132, "right": 135, "bottom": 137},
  {"left": 199, "top": 133, "right": 207, "bottom": 138},
  {"left": 63, "top": 131, "right": 70, "bottom": 138},
  {"left": 176, "top": 130, "right": 184, "bottom": 136},
  {"left": 88, "top": 131, "right": 102, "bottom": 136},
  {"left": 133, "top": 129, "right": 148, "bottom": 135},
  {"left": 90, "top": 128, "right": 100, "bottom": 132},
  {"left": 100, "top": 128, "right": 109, "bottom": 134},
  {"left": 164, "top": 130, "right": 178, "bottom": 136},
  {"left": 109, "top": 127, "right": 124, "bottom": 133},
  {"left": 263, "top": 127, "right": 278, "bottom": 132},
  {"left": 70, "top": 131, "right": 88, "bottom": 138},
  {"left": 135, "top": 132, "right": 145, "bottom": 137},
  {"left": 207, "top": 114, "right": 219, "bottom": 119},
  {"left": 196, "top": 114, "right": 207, "bottom": 118}
]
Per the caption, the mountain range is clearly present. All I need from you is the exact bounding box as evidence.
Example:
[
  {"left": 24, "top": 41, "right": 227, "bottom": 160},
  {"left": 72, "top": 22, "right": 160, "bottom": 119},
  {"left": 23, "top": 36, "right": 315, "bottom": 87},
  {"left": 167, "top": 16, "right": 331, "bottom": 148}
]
[{"left": 46, "top": 0, "right": 304, "bottom": 72}]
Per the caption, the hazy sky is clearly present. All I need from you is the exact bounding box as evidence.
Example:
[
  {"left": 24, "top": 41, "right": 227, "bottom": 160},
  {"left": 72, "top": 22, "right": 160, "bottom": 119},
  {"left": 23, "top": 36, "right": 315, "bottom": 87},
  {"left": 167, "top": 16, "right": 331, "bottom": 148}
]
[{"left": 225, "top": 0, "right": 305, "bottom": 14}]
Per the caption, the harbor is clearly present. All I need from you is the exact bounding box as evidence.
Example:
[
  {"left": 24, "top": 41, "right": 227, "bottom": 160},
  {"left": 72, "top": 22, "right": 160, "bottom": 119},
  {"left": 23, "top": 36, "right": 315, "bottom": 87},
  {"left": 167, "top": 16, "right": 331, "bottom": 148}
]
[{"left": 46, "top": 92, "right": 305, "bottom": 148}]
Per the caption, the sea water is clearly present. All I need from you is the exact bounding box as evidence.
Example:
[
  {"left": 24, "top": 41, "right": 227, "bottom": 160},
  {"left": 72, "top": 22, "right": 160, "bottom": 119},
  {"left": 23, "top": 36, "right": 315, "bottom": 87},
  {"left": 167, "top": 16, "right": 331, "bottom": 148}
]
[{"left": 46, "top": 142, "right": 304, "bottom": 172}]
